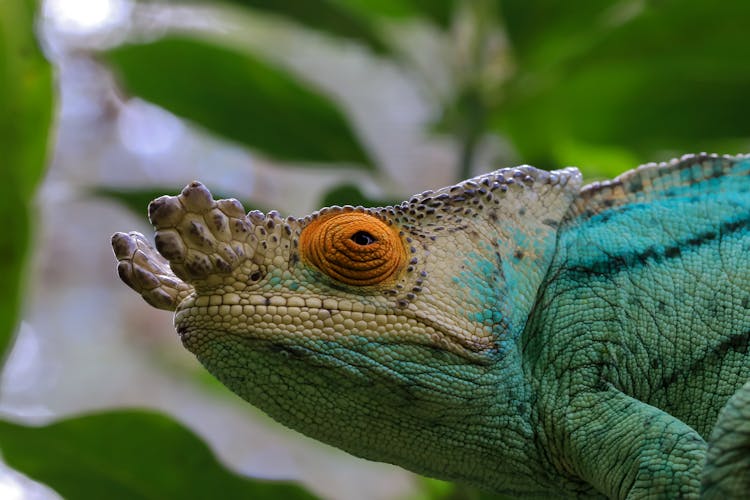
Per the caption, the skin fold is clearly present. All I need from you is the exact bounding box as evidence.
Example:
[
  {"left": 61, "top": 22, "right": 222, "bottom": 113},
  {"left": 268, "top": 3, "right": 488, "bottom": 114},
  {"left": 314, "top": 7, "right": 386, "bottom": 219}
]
[{"left": 112, "top": 153, "right": 750, "bottom": 498}]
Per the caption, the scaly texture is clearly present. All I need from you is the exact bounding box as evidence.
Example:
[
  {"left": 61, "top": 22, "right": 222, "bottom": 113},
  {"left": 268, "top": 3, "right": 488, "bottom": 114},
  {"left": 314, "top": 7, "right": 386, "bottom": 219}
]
[{"left": 113, "top": 153, "right": 750, "bottom": 498}]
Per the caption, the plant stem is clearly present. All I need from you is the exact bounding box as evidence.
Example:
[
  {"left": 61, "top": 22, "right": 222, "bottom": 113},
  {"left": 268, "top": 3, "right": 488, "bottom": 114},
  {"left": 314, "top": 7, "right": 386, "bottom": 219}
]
[
  {"left": 456, "top": 0, "right": 493, "bottom": 181},
  {"left": 458, "top": 87, "right": 485, "bottom": 181}
]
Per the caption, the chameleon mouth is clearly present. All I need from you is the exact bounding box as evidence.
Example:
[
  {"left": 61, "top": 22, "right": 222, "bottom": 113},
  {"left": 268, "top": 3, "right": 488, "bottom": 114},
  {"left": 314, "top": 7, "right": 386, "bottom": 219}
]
[
  {"left": 173, "top": 292, "right": 493, "bottom": 363},
  {"left": 407, "top": 310, "right": 497, "bottom": 359}
]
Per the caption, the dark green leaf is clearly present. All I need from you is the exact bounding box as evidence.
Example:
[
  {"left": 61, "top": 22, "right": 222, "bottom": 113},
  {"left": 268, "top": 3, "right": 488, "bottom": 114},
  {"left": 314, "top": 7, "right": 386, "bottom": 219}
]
[
  {"left": 320, "top": 183, "right": 400, "bottom": 207},
  {"left": 494, "top": 0, "right": 750, "bottom": 170},
  {"left": 496, "top": 0, "right": 620, "bottom": 69},
  {"left": 92, "top": 186, "right": 269, "bottom": 216},
  {"left": 93, "top": 186, "right": 189, "bottom": 217},
  {"left": 403, "top": 0, "right": 456, "bottom": 27},
  {"left": 335, "top": 0, "right": 456, "bottom": 27},
  {"left": 0, "top": 0, "right": 54, "bottom": 360},
  {"left": 225, "top": 0, "right": 390, "bottom": 53},
  {"left": 0, "top": 411, "right": 318, "bottom": 500},
  {"left": 103, "top": 36, "right": 375, "bottom": 168},
  {"left": 412, "top": 477, "right": 512, "bottom": 500},
  {"left": 221, "top": 0, "right": 455, "bottom": 54}
]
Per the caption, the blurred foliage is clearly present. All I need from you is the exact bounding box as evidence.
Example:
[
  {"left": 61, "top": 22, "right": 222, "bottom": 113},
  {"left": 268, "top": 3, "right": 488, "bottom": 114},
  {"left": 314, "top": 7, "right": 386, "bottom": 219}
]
[
  {"left": 214, "top": 0, "right": 456, "bottom": 54},
  {"left": 0, "top": 411, "right": 318, "bottom": 500},
  {"left": 4, "top": 0, "right": 750, "bottom": 499},
  {"left": 104, "top": 0, "right": 750, "bottom": 208},
  {"left": 224, "top": 0, "right": 391, "bottom": 53},
  {"left": 411, "top": 478, "right": 509, "bottom": 500},
  {"left": 337, "top": 0, "right": 456, "bottom": 28},
  {"left": 495, "top": 0, "right": 750, "bottom": 172},
  {"left": 92, "top": 186, "right": 269, "bottom": 216},
  {"left": 92, "top": 186, "right": 188, "bottom": 216},
  {"left": 0, "top": 0, "right": 53, "bottom": 360},
  {"left": 320, "top": 183, "right": 401, "bottom": 208}
]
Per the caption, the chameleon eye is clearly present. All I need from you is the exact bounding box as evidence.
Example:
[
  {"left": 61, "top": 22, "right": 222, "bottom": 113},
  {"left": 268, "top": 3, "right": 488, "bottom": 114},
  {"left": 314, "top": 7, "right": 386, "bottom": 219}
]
[{"left": 299, "top": 212, "right": 406, "bottom": 286}]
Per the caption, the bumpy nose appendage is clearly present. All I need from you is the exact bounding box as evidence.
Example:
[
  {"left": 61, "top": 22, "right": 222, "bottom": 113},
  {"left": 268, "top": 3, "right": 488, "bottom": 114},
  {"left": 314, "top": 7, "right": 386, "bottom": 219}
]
[
  {"left": 147, "top": 182, "right": 253, "bottom": 285},
  {"left": 111, "top": 231, "right": 193, "bottom": 311},
  {"left": 112, "top": 181, "right": 260, "bottom": 309}
]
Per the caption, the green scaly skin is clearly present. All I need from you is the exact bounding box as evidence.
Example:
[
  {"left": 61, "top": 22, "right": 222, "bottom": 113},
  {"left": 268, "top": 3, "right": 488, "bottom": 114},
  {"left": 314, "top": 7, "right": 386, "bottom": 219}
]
[{"left": 112, "top": 153, "right": 750, "bottom": 498}]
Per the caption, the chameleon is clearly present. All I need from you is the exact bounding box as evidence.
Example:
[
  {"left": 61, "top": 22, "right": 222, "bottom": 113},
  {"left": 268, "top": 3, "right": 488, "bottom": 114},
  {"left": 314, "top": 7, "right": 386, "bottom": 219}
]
[{"left": 112, "top": 153, "right": 750, "bottom": 498}]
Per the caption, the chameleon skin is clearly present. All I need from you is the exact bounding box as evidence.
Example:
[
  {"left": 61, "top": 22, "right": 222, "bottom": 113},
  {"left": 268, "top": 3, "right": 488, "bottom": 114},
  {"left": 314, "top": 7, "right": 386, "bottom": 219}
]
[
  {"left": 525, "top": 156, "right": 750, "bottom": 497},
  {"left": 112, "top": 153, "right": 750, "bottom": 498}
]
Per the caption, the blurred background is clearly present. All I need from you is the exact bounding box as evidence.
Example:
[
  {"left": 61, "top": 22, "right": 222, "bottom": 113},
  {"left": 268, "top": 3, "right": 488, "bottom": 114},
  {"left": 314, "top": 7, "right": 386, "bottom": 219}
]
[{"left": 2, "top": 0, "right": 750, "bottom": 498}]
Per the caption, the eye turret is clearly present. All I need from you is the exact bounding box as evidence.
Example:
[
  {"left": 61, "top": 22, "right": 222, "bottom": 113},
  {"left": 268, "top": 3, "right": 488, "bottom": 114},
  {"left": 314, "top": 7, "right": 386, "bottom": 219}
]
[{"left": 299, "top": 212, "right": 405, "bottom": 286}]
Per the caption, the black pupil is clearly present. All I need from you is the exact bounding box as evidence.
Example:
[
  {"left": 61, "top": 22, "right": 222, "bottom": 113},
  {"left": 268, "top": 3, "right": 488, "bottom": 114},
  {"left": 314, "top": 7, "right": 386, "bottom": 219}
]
[{"left": 351, "top": 231, "right": 377, "bottom": 246}]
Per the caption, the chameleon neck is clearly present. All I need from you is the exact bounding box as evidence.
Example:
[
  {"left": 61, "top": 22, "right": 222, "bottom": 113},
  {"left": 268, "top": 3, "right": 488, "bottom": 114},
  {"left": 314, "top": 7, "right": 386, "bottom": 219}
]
[
  {"left": 521, "top": 160, "right": 750, "bottom": 494},
  {"left": 549, "top": 172, "right": 750, "bottom": 434}
]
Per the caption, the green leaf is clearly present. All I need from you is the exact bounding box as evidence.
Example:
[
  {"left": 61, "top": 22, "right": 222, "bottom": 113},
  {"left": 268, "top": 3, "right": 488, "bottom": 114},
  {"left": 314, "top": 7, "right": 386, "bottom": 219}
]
[
  {"left": 410, "top": 478, "right": 511, "bottom": 500},
  {"left": 334, "top": 0, "right": 456, "bottom": 27},
  {"left": 103, "top": 36, "right": 375, "bottom": 168},
  {"left": 0, "top": 411, "right": 319, "bottom": 500},
  {"left": 493, "top": 0, "right": 750, "bottom": 169},
  {"left": 92, "top": 186, "right": 269, "bottom": 216},
  {"left": 224, "top": 0, "right": 390, "bottom": 53},
  {"left": 0, "top": 0, "right": 54, "bottom": 360},
  {"left": 320, "top": 183, "right": 400, "bottom": 207},
  {"left": 496, "top": 0, "right": 620, "bottom": 69},
  {"left": 221, "top": 0, "right": 455, "bottom": 55},
  {"left": 93, "top": 186, "right": 189, "bottom": 217}
]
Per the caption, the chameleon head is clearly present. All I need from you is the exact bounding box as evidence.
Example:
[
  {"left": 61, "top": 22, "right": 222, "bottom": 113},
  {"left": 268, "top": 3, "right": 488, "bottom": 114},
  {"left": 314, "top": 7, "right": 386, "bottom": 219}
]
[{"left": 112, "top": 167, "right": 581, "bottom": 479}]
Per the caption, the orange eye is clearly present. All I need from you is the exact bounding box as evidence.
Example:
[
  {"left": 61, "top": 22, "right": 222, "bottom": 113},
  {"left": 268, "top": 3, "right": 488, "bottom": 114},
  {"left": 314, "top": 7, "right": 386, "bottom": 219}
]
[{"left": 299, "top": 212, "right": 406, "bottom": 286}]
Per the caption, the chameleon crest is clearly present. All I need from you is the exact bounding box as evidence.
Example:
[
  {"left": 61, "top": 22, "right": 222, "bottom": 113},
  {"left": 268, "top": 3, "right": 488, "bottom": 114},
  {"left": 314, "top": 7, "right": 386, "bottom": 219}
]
[{"left": 113, "top": 153, "right": 750, "bottom": 498}]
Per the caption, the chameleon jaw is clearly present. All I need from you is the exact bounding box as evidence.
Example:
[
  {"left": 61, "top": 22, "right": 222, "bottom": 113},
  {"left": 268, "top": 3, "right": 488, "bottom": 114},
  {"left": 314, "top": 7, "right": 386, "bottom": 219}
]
[{"left": 169, "top": 285, "right": 496, "bottom": 364}]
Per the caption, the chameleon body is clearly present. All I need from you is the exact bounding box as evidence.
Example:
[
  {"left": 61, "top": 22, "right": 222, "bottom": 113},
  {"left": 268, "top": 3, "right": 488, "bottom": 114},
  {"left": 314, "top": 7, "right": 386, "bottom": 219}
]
[{"left": 112, "top": 153, "right": 750, "bottom": 498}]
